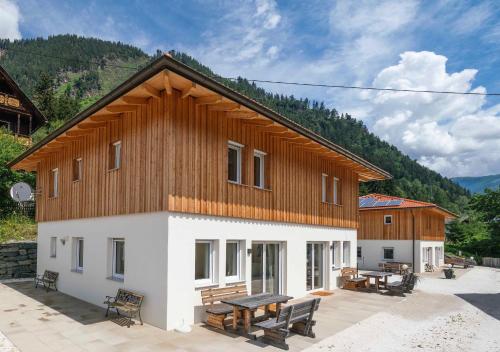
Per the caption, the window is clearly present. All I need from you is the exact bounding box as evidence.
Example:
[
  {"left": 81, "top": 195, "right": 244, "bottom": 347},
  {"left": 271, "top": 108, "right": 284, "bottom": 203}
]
[
  {"left": 195, "top": 241, "right": 213, "bottom": 285},
  {"left": 72, "top": 158, "right": 82, "bottom": 182},
  {"left": 0, "top": 120, "right": 10, "bottom": 130},
  {"left": 49, "top": 168, "right": 59, "bottom": 198},
  {"left": 384, "top": 215, "right": 392, "bottom": 225},
  {"left": 321, "top": 174, "right": 328, "bottom": 202},
  {"left": 226, "top": 241, "right": 240, "bottom": 282},
  {"left": 50, "top": 237, "right": 57, "bottom": 258},
  {"left": 333, "top": 177, "right": 342, "bottom": 205},
  {"left": 75, "top": 238, "right": 84, "bottom": 272},
  {"left": 112, "top": 239, "right": 125, "bottom": 280},
  {"left": 228, "top": 141, "right": 243, "bottom": 183},
  {"left": 253, "top": 150, "right": 266, "bottom": 188},
  {"left": 383, "top": 247, "right": 394, "bottom": 260},
  {"left": 109, "top": 141, "right": 122, "bottom": 170},
  {"left": 342, "top": 241, "right": 350, "bottom": 266},
  {"left": 357, "top": 246, "right": 362, "bottom": 259}
]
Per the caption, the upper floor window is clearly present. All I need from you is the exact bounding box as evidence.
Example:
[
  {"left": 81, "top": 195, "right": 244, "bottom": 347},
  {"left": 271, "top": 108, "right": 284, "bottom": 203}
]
[
  {"left": 49, "top": 168, "right": 59, "bottom": 198},
  {"left": 228, "top": 141, "right": 243, "bottom": 184},
  {"left": 384, "top": 215, "right": 392, "bottom": 225},
  {"left": 109, "top": 141, "right": 121, "bottom": 170},
  {"left": 321, "top": 174, "right": 328, "bottom": 203},
  {"left": 72, "top": 158, "right": 82, "bottom": 182},
  {"left": 333, "top": 177, "right": 342, "bottom": 205},
  {"left": 253, "top": 150, "right": 266, "bottom": 188}
]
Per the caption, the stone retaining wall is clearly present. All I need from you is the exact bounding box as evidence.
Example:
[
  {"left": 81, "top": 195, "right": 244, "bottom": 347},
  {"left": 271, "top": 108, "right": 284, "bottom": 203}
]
[{"left": 0, "top": 242, "right": 37, "bottom": 280}]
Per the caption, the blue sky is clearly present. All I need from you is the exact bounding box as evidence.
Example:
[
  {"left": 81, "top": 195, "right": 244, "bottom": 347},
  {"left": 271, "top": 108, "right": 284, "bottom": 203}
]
[{"left": 1, "top": 0, "right": 499, "bottom": 177}]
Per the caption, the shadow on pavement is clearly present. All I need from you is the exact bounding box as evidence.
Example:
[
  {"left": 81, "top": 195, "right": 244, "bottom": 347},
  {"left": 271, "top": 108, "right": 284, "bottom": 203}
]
[{"left": 455, "top": 293, "right": 500, "bottom": 320}]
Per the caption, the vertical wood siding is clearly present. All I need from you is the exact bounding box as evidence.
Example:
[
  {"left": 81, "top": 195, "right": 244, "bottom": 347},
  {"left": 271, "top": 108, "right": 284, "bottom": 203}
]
[{"left": 35, "top": 90, "right": 359, "bottom": 228}]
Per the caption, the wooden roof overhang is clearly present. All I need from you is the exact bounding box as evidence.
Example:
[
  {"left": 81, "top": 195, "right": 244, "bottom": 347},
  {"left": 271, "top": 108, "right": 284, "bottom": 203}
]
[
  {"left": 8, "top": 54, "right": 391, "bottom": 182},
  {"left": 359, "top": 205, "right": 458, "bottom": 219}
]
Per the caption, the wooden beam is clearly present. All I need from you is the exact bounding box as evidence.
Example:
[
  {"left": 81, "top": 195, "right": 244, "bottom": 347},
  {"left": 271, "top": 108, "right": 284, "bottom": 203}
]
[
  {"left": 56, "top": 136, "right": 84, "bottom": 143},
  {"left": 66, "top": 130, "right": 94, "bottom": 137},
  {"left": 195, "top": 95, "right": 223, "bottom": 105},
  {"left": 225, "top": 111, "right": 258, "bottom": 120},
  {"left": 105, "top": 105, "right": 138, "bottom": 113},
  {"left": 142, "top": 83, "right": 161, "bottom": 99},
  {"left": 90, "top": 113, "right": 122, "bottom": 122},
  {"left": 77, "top": 122, "right": 107, "bottom": 130},
  {"left": 208, "top": 102, "right": 240, "bottom": 111},
  {"left": 260, "top": 125, "right": 289, "bottom": 133},
  {"left": 181, "top": 83, "right": 197, "bottom": 99},
  {"left": 242, "top": 119, "right": 274, "bottom": 127},
  {"left": 163, "top": 70, "right": 172, "bottom": 94},
  {"left": 122, "top": 96, "right": 150, "bottom": 105}
]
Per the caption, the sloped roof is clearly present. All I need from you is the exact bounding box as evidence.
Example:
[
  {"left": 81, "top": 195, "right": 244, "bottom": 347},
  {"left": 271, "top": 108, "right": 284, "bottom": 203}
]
[{"left": 359, "top": 193, "right": 457, "bottom": 218}]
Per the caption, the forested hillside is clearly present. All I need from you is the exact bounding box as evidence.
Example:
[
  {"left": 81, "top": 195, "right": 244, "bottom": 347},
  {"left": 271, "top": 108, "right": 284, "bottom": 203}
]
[
  {"left": 0, "top": 35, "right": 469, "bottom": 213},
  {"left": 452, "top": 174, "right": 500, "bottom": 194}
]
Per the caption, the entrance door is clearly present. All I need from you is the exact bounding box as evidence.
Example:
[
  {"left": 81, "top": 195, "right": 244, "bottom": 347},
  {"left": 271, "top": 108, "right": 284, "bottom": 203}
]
[
  {"left": 306, "top": 243, "right": 325, "bottom": 291},
  {"left": 251, "top": 243, "right": 282, "bottom": 294}
]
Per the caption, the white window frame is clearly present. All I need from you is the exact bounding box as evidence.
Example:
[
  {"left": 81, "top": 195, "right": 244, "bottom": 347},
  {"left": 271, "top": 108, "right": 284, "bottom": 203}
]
[
  {"left": 0, "top": 119, "right": 11, "bottom": 130},
  {"left": 342, "top": 241, "right": 351, "bottom": 266},
  {"left": 225, "top": 240, "right": 241, "bottom": 283},
  {"left": 253, "top": 150, "right": 266, "bottom": 189},
  {"left": 228, "top": 141, "right": 243, "bottom": 184},
  {"left": 111, "top": 141, "right": 122, "bottom": 170},
  {"left": 195, "top": 240, "right": 214, "bottom": 287},
  {"left": 321, "top": 173, "right": 328, "bottom": 203},
  {"left": 112, "top": 238, "right": 125, "bottom": 280},
  {"left": 384, "top": 215, "right": 393, "bottom": 225},
  {"left": 50, "top": 168, "right": 59, "bottom": 198},
  {"left": 75, "top": 238, "right": 84, "bottom": 272},
  {"left": 383, "top": 247, "right": 395, "bottom": 261},
  {"left": 333, "top": 177, "right": 339, "bottom": 204},
  {"left": 50, "top": 237, "right": 57, "bottom": 258},
  {"left": 357, "top": 246, "right": 362, "bottom": 259}
]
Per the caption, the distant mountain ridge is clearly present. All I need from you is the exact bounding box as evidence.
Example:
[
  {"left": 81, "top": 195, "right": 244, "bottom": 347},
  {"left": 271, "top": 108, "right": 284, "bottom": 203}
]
[
  {"left": 0, "top": 35, "right": 470, "bottom": 213},
  {"left": 452, "top": 174, "right": 500, "bottom": 194}
]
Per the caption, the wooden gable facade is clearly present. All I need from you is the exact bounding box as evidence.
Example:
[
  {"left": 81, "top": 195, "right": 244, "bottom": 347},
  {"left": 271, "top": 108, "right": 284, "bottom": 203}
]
[
  {"left": 0, "top": 65, "right": 46, "bottom": 137},
  {"left": 10, "top": 55, "right": 390, "bottom": 227}
]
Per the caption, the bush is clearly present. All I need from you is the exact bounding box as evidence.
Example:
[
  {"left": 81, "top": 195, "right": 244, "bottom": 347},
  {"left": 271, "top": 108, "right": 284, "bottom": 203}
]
[{"left": 0, "top": 215, "right": 37, "bottom": 243}]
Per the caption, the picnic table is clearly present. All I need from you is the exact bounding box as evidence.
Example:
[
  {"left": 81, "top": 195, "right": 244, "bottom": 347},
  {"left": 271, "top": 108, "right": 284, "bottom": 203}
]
[
  {"left": 361, "top": 271, "right": 393, "bottom": 292},
  {"left": 221, "top": 293, "right": 293, "bottom": 338}
]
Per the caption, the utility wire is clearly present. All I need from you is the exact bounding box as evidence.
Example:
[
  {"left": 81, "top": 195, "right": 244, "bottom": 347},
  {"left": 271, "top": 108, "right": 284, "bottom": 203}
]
[
  {"left": 226, "top": 78, "right": 500, "bottom": 96},
  {"left": 3, "top": 47, "right": 499, "bottom": 96}
]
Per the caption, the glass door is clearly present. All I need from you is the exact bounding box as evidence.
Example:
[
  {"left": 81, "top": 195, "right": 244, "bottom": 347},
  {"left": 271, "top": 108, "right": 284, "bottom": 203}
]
[
  {"left": 306, "top": 242, "right": 324, "bottom": 291},
  {"left": 251, "top": 242, "right": 282, "bottom": 294}
]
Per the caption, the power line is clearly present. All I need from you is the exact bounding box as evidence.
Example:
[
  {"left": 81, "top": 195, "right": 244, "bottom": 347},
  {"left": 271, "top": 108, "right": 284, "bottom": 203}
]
[{"left": 226, "top": 78, "right": 500, "bottom": 97}]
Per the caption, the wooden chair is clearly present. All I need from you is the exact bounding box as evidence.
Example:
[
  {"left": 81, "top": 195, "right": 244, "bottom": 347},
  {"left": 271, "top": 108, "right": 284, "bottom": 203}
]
[
  {"left": 340, "top": 268, "right": 367, "bottom": 290},
  {"left": 386, "top": 273, "right": 418, "bottom": 296},
  {"left": 201, "top": 283, "right": 248, "bottom": 331},
  {"left": 34, "top": 270, "right": 59, "bottom": 292},
  {"left": 104, "top": 289, "right": 144, "bottom": 328},
  {"left": 254, "top": 298, "right": 321, "bottom": 350}
]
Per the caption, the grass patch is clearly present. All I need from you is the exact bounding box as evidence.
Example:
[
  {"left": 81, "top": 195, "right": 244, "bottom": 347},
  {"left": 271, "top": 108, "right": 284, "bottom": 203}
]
[{"left": 0, "top": 215, "right": 37, "bottom": 244}]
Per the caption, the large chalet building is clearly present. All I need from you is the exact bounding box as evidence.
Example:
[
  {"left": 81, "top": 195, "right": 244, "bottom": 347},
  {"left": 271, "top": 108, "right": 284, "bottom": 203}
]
[
  {"left": 9, "top": 55, "right": 390, "bottom": 330},
  {"left": 358, "top": 194, "right": 457, "bottom": 273},
  {"left": 0, "top": 65, "right": 46, "bottom": 139}
]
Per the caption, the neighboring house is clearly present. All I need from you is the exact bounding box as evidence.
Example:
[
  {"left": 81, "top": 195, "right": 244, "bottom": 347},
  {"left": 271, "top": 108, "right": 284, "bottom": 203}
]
[
  {"left": 0, "top": 65, "right": 46, "bottom": 138},
  {"left": 9, "top": 54, "right": 390, "bottom": 331},
  {"left": 357, "top": 194, "right": 457, "bottom": 273}
]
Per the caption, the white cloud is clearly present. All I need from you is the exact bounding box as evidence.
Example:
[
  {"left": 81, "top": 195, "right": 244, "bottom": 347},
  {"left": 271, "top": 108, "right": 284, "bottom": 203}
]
[
  {"left": 0, "top": 0, "right": 21, "bottom": 40},
  {"left": 362, "top": 51, "right": 500, "bottom": 177}
]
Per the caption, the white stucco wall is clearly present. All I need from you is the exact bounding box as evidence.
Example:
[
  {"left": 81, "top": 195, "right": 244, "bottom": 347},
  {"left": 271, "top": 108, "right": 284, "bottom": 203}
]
[
  {"left": 37, "top": 212, "right": 169, "bottom": 329},
  {"left": 38, "top": 211, "right": 357, "bottom": 331},
  {"left": 357, "top": 239, "right": 444, "bottom": 273}
]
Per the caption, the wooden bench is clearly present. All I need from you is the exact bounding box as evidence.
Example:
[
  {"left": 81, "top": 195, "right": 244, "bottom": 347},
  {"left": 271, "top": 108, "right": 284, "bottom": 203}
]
[
  {"left": 379, "top": 262, "right": 412, "bottom": 275},
  {"left": 104, "top": 289, "right": 144, "bottom": 328},
  {"left": 340, "top": 268, "right": 367, "bottom": 290},
  {"left": 34, "top": 270, "right": 59, "bottom": 292},
  {"left": 254, "top": 298, "right": 321, "bottom": 350},
  {"left": 201, "top": 283, "right": 248, "bottom": 331},
  {"left": 386, "top": 273, "right": 418, "bottom": 296}
]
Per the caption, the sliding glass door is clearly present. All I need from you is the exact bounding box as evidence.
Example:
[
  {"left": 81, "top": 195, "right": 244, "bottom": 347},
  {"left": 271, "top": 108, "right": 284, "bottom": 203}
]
[
  {"left": 251, "top": 243, "right": 282, "bottom": 294},
  {"left": 306, "top": 242, "right": 325, "bottom": 291}
]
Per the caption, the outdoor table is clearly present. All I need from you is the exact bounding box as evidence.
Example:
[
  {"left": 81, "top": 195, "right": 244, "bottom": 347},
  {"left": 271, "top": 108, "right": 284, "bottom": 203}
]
[
  {"left": 221, "top": 293, "right": 293, "bottom": 338},
  {"left": 361, "top": 271, "right": 393, "bottom": 292}
]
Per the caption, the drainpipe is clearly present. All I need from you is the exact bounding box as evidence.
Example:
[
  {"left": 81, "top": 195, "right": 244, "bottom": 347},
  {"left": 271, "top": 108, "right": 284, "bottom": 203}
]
[{"left": 412, "top": 210, "right": 416, "bottom": 272}]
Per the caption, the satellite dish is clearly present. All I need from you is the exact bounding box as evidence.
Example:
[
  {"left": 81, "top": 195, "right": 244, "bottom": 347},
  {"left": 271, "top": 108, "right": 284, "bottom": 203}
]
[{"left": 10, "top": 182, "right": 33, "bottom": 202}]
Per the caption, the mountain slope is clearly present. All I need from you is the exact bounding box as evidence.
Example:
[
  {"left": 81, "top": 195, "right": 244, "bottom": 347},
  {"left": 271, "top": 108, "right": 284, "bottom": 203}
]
[
  {"left": 0, "top": 35, "right": 469, "bottom": 213},
  {"left": 452, "top": 174, "right": 500, "bottom": 194}
]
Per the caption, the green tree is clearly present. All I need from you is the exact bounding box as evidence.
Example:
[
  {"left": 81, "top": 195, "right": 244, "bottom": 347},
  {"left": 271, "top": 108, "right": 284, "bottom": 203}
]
[{"left": 33, "top": 73, "right": 56, "bottom": 119}]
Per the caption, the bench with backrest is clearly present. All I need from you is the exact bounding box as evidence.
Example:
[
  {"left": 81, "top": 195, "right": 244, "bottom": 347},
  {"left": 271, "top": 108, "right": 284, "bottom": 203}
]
[
  {"left": 386, "top": 273, "right": 418, "bottom": 296},
  {"left": 379, "top": 262, "right": 412, "bottom": 275},
  {"left": 201, "top": 283, "right": 248, "bottom": 330},
  {"left": 340, "top": 268, "right": 367, "bottom": 290},
  {"left": 34, "top": 270, "right": 59, "bottom": 292},
  {"left": 104, "top": 289, "right": 144, "bottom": 328},
  {"left": 254, "top": 298, "right": 321, "bottom": 350}
]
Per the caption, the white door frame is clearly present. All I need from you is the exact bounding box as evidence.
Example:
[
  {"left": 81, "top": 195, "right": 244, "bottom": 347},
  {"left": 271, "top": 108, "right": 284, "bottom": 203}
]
[
  {"left": 251, "top": 242, "right": 283, "bottom": 294},
  {"left": 306, "top": 242, "right": 326, "bottom": 291}
]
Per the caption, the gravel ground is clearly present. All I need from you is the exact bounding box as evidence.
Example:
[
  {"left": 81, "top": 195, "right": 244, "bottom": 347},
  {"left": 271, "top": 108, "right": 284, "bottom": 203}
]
[
  {"left": 0, "top": 331, "right": 18, "bottom": 352},
  {"left": 305, "top": 266, "right": 500, "bottom": 352}
]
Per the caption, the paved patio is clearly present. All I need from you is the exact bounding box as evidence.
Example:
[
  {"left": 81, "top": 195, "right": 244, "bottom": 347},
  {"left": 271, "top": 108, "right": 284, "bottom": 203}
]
[{"left": 0, "top": 280, "right": 406, "bottom": 352}]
